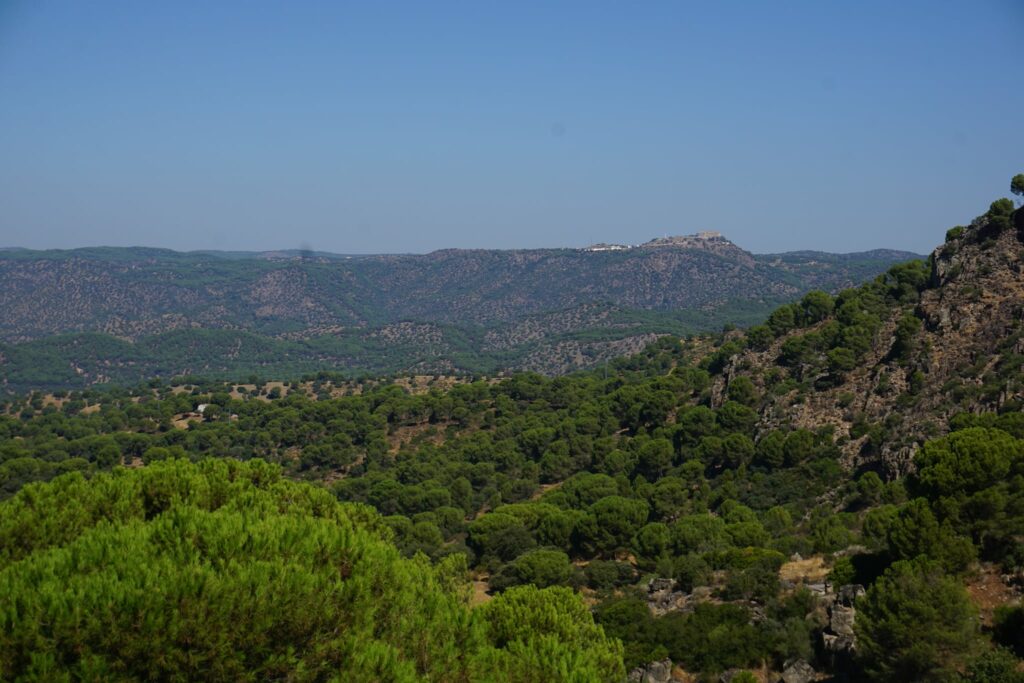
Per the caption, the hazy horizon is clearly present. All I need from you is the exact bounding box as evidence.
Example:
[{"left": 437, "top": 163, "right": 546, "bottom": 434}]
[
  {"left": 1, "top": 1, "right": 1021, "bottom": 255},
  {"left": 0, "top": 234, "right": 928, "bottom": 258}
]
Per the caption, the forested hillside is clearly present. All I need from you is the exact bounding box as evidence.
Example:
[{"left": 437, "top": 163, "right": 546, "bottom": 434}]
[
  {"left": 1, "top": 189, "right": 1022, "bottom": 681},
  {"left": 0, "top": 239, "right": 917, "bottom": 392}
]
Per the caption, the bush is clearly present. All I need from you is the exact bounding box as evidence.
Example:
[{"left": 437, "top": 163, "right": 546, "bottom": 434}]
[
  {"left": 856, "top": 557, "right": 978, "bottom": 682},
  {"left": 584, "top": 560, "right": 635, "bottom": 590},
  {"left": 490, "top": 548, "right": 577, "bottom": 592},
  {"left": 993, "top": 605, "right": 1024, "bottom": 657}
]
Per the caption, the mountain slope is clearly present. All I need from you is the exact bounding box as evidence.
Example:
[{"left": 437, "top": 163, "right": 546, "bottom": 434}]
[
  {"left": 0, "top": 237, "right": 918, "bottom": 392},
  {"left": 706, "top": 198, "right": 1024, "bottom": 476}
]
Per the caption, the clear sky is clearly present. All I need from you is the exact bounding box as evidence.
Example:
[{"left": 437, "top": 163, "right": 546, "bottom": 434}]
[{"left": 0, "top": 1, "right": 1021, "bottom": 255}]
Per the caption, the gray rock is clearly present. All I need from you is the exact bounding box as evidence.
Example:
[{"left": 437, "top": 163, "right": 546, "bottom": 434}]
[
  {"left": 780, "top": 658, "right": 816, "bottom": 683},
  {"left": 837, "top": 584, "right": 865, "bottom": 606},
  {"left": 830, "top": 604, "right": 856, "bottom": 637},
  {"left": 823, "top": 632, "right": 856, "bottom": 655},
  {"left": 646, "top": 577, "right": 700, "bottom": 617},
  {"left": 628, "top": 659, "right": 673, "bottom": 683}
]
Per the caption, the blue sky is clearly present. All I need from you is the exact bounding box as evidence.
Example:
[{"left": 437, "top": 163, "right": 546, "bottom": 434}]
[{"left": 0, "top": 1, "right": 1021, "bottom": 255}]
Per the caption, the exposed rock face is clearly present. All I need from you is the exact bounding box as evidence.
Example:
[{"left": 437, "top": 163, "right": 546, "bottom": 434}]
[
  {"left": 823, "top": 606, "right": 856, "bottom": 638},
  {"left": 837, "top": 584, "right": 866, "bottom": 606},
  {"left": 709, "top": 210, "right": 1024, "bottom": 477},
  {"left": 644, "top": 576, "right": 711, "bottom": 616},
  {"left": 646, "top": 577, "right": 689, "bottom": 616},
  {"left": 627, "top": 659, "right": 673, "bottom": 683},
  {"left": 780, "top": 659, "right": 817, "bottom": 683},
  {"left": 822, "top": 584, "right": 865, "bottom": 661}
]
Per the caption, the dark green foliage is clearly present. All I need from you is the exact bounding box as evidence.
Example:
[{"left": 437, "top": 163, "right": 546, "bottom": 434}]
[
  {"left": 892, "top": 312, "right": 922, "bottom": 360},
  {"left": 961, "top": 648, "right": 1024, "bottom": 683},
  {"left": 783, "top": 429, "right": 816, "bottom": 466},
  {"left": 672, "top": 553, "right": 712, "bottom": 591},
  {"left": 659, "top": 603, "right": 772, "bottom": 674},
  {"left": 993, "top": 605, "right": 1024, "bottom": 657},
  {"left": 633, "top": 522, "right": 673, "bottom": 568},
  {"left": 914, "top": 428, "right": 1024, "bottom": 498},
  {"left": 979, "top": 199, "right": 1016, "bottom": 240},
  {"left": 1012, "top": 174, "right": 1024, "bottom": 198},
  {"left": 595, "top": 598, "right": 781, "bottom": 675},
  {"left": 727, "top": 376, "right": 759, "bottom": 407},
  {"left": 584, "top": 560, "right": 635, "bottom": 590},
  {"left": 575, "top": 496, "right": 649, "bottom": 555},
  {"left": 490, "top": 549, "right": 577, "bottom": 592},
  {"left": 720, "top": 551, "right": 783, "bottom": 601},
  {"left": 593, "top": 598, "right": 665, "bottom": 670},
  {"left": 886, "top": 498, "right": 975, "bottom": 573},
  {"left": 754, "top": 430, "right": 786, "bottom": 470},
  {"left": 800, "top": 290, "right": 835, "bottom": 324},
  {"left": 856, "top": 557, "right": 978, "bottom": 682}
]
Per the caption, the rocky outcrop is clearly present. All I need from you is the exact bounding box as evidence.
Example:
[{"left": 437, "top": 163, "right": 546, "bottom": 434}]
[
  {"left": 779, "top": 659, "right": 816, "bottom": 683},
  {"left": 644, "top": 577, "right": 713, "bottom": 616},
  {"left": 822, "top": 584, "right": 865, "bottom": 663},
  {"left": 709, "top": 207, "right": 1024, "bottom": 477},
  {"left": 627, "top": 659, "right": 673, "bottom": 683}
]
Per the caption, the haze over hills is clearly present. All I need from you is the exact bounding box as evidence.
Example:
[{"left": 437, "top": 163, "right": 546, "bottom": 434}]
[{"left": 0, "top": 234, "right": 920, "bottom": 392}]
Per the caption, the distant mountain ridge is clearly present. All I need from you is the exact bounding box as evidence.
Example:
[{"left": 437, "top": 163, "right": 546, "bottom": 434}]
[{"left": 0, "top": 236, "right": 921, "bottom": 391}]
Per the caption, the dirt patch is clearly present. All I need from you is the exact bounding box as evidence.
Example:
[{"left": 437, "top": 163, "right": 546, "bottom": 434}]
[
  {"left": 387, "top": 421, "right": 451, "bottom": 454},
  {"left": 780, "top": 555, "right": 830, "bottom": 584},
  {"left": 967, "top": 563, "right": 1023, "bottom": 626},
  {"left": 530, "top": 481, "right": 564, "bottom": 501},
  {"left": 321, "top": 454, "right": 367, "bottom": 484},
  {"left": 229, "top": 384, "right": 258, "bottom": 400},
  {"left": 392, "top": 375, "right": 464, "bottom": 395},
  {"left": 171, "top": 413, "right": 202, "bottom": 429},
  {"left": 470, "top": 579, "right": 492, "bottom": 606}
]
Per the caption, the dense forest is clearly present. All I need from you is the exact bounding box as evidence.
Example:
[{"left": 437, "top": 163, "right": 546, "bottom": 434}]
[
  {"left": 0, "top": 241, "right": 917, "bottom": 392},
  {"left": 1, "top": 188, "right": 1023, "bottom": 681}
]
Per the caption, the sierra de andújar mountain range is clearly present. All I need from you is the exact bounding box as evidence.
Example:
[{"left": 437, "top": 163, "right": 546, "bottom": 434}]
[{"left": 0, "top": 233, "right": 918, "bottom": 392}]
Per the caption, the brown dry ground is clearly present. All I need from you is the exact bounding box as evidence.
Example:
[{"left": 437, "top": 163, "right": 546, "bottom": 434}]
[
  {"left": 779, "top": 555, "right": 830, "bottom": 584},
  {"left": 387, "top": 421, "right": 453, "bottom": 454},
  {"left": 470, "top": 579, "right": 492, "bottom": 606},
  {"left": 966, "top": 563, "right": 1022, "bottom": 627}
]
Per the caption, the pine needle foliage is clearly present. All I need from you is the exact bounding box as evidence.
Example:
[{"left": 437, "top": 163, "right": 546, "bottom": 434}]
[{"left": 0, "top": 460, "right": 623, "bottom": 681}]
